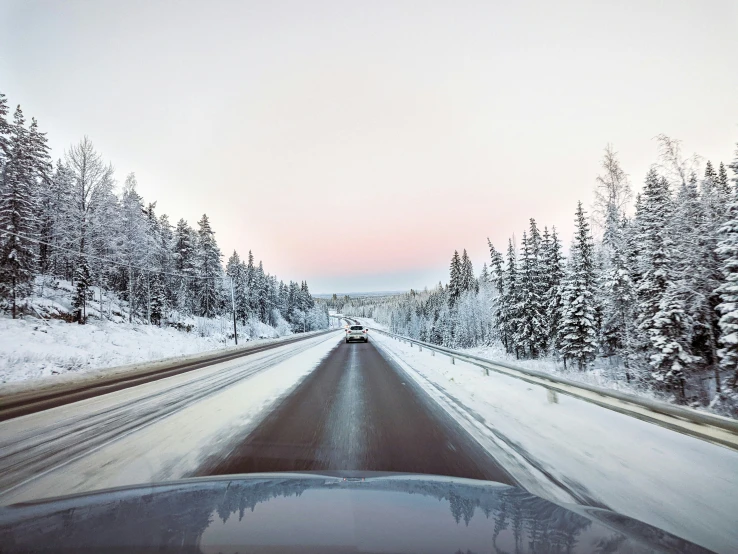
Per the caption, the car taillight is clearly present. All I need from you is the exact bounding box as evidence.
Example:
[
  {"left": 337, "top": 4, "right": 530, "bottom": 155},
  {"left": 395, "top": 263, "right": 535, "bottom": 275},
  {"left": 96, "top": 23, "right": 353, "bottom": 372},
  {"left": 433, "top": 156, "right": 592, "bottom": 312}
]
[{"left": 363, "top": 329, "right": 367, "bottom": 333}]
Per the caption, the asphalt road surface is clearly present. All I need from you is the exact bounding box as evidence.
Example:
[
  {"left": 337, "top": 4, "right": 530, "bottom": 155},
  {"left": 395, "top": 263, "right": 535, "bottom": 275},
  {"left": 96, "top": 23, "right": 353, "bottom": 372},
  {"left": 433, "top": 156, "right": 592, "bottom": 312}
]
[{"left": 197, "top": 338, "right": 514, "bottom": 484}]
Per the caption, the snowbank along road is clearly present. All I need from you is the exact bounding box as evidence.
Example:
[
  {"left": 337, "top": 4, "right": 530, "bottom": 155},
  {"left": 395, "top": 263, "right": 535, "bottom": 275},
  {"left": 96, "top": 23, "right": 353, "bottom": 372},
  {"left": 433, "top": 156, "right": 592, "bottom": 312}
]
[{"left": 2, "top": 326, "right": 738, "bottom": 552}]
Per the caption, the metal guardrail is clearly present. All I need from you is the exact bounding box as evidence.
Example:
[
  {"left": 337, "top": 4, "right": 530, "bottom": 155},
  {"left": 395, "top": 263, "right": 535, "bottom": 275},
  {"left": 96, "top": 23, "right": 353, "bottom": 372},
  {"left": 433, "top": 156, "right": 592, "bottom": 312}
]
[{"left": 364, "top": 325, "right": 738, "bottom": 451}]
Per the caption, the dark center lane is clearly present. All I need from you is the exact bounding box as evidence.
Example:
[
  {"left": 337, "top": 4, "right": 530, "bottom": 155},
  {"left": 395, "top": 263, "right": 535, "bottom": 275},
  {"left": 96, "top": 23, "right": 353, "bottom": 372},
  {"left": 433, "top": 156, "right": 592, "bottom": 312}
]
[{"left": 196, "top": 339, "right": 514, "bottom": 485}]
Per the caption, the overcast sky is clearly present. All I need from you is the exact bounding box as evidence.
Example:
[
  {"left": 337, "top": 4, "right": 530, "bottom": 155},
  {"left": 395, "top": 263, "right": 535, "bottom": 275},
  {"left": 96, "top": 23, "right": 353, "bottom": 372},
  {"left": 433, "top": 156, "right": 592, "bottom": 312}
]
[{"left": 1, "top": 0, "right": 736, "bottom": 293}]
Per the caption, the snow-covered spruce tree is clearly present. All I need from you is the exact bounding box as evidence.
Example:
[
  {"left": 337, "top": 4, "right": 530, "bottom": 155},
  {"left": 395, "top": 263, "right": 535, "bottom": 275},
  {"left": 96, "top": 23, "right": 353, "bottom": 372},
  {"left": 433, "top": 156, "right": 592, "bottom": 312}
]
[
  {"left": 559, "top": 202, "right": 598, "bottom": 370},
  {"left": 149, "top": 272, "right": 166, "bottom": 326},
  {"left": 528, "top": 220, "right": 547, "bottom": 343},
  {"left": 460, "top": 249, "right": 477, "bottom": 294},
  {"left": 479, "top": 262, "right": 489, "bottom": 287},
  {"left": 675, "top": 173, "right": 722, "bottom": 393},
  {"left": 156, "top": 213, "right": 175, "bottom": 314},
  {"left": 592, "top": 145, "right": 634, "bottom": 370},
  {"left": 246, "top": 250, "right": 257, "bottom": 317},
  {"left": 717, "top": 162, "right": 729, "bottom": 194},
  {"left": 254, "top": 262, "right": 268, "bottom": 322},
  {"left": 631, "top": 169, "right": 695, "bottom": 399},
  {"left": 542, "top": 226, "right": 565, "bottom": 357},
  {"left": 600, "top": 216, "right": 635, "bottom": 377},
  {"left": 72, "top": 255, "right": 91, "bottom": 323},
  {"left": 0, "top": 93, "right": 11, "bottom": 160},
  {"left": 195, "top": 214, "right": 223, "bottom": 318},
  {"left": 516, "top": 231, "right": 546, "bottom": 358},
  {"left": 714, "top": 154, "right": 738, "bottom": 416},
  {"left": 172, "top": 218, "right": 197, "bottom": 315},
  {"left": 117, "top": 174, "right": 149, "bottom": 321},
  {"left": 226, "top": 250, "right": 250, "bottom": 324},
  {"left": 503, "top": 238, "right": 522, "bottom": 357},
  {"left": 0, "top": 106, "right": 45, "bottom": 318},
  {"left": 448, "top": 250, "right": 462, "bottom": 307},
  {"left": 730, "top": 142, "right": 738, "bottom": 190}
]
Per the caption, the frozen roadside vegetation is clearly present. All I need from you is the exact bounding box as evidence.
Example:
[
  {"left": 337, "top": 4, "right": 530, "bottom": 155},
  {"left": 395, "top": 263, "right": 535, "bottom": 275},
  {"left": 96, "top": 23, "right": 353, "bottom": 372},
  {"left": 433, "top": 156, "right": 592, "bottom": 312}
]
[
  {"left": 370, "top": 331, "right": 738, "bottom": 554},
  {"left": 354, "top": 316, "right": 733, "bottom": 418},
  {"left": 0, "top": 278, "right": 297, "bottom": 386},
  {"left": 356, "top": 317, "right": 665, "bottom": 402}
]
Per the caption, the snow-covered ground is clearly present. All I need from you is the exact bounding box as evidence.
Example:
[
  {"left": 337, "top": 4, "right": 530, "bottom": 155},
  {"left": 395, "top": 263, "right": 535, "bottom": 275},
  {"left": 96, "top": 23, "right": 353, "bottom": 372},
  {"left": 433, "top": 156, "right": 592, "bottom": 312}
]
[
  {"left": 370, "top": 331, "right": 738, "bottom": 554},
  {"left": 0, "top": 332, "right": 343, "bottom": 505},
  {"left": 0, "top": 315, "right": 294, "bottom": 387},
  {"left": 0, "top": 277, "right": 296, "bottom": 387}
]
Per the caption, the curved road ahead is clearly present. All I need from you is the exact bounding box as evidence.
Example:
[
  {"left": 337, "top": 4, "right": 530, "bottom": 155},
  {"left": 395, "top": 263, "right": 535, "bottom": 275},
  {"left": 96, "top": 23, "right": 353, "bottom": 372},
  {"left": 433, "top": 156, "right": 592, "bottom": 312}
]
[{"left": 197, "top": 338, "right": 514, "bottom": 484}]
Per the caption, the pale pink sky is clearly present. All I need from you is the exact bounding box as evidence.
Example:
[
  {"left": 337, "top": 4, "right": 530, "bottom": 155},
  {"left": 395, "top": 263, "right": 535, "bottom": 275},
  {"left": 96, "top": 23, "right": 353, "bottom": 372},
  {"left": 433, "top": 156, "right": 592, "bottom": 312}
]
[{"left": 1, "top": 0, "right": 736, "bottom": 292}]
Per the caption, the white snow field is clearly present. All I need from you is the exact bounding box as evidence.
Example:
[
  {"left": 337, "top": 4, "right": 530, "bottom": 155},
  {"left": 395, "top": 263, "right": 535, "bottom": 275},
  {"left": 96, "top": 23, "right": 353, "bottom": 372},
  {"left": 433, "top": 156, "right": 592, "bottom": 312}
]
[
  {"left": 370, "top": 331, "right": 738, "bottom": 554},
  {"left": 0, "top": 331, "right": 343, "bottom": 505},
  {"left": 0, "top": 316, "right": 301, "bottom": 388},
  {"left": 0, "top": 277, "right": 300, "bottom": 387}
]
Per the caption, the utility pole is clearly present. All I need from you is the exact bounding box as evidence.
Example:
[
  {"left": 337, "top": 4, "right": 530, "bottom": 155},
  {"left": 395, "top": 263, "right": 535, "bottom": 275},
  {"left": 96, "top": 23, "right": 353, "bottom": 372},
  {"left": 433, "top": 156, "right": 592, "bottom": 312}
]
[{"left": 230, "top": 277, "right": 238, "bottom": 345}]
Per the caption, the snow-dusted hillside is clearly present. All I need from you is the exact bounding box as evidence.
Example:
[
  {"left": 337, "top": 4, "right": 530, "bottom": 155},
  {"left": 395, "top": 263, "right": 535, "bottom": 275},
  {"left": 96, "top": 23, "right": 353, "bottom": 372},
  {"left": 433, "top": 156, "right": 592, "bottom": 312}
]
[{"left": 0, "top": 278, "right": 297, "bottom": 386}]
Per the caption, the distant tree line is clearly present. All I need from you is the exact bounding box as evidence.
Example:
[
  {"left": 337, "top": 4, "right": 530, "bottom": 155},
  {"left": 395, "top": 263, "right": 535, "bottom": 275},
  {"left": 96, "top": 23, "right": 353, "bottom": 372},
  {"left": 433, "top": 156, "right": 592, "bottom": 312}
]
[
  {"left": 341, "top": 139, "right": 738, "bottom": 414},
  {"left": 0, "top": 91, "right": 328, "bottom": 332}
]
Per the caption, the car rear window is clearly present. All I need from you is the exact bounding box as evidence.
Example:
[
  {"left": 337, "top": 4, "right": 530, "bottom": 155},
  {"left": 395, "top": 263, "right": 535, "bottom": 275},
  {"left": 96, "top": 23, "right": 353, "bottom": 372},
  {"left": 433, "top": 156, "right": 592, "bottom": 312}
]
[{"left": 350, "top": 326, "right": 364, "bottom": 330}]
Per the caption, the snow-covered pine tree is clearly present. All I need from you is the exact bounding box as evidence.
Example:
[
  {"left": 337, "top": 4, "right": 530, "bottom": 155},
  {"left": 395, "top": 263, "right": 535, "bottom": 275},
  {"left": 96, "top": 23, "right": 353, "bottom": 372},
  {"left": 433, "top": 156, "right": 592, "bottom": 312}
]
[
  {"left": 479, "top": 262, "right": 489, "bottom": 288},
  {"left": 730, "top": 143, "right": 738, "bottom": 189},
  {"left": 717, "top": 162, "right": 729, "bottom": 194},
  {"left": 254, "top": 262, "right": 268, "bottom": 322},
  {"left": 460, "top": 249, "right": 477, "bottom": 294},
  {"left": 226, "top": 250, "right": 250, "bottom": 324},
  {"left": 448, "top": 250, "right": 462, "bottom": 307},
  {"left": 528, "top": 219, "right": 547, "bottom": 354},
  {"left": 0, "top": 106, "right": 38, "bottom": 317},
  {"left": 592, "top": 145, "right": 634, "bottom": 367},
  {"left": 195, "top": 214, "right": 223, "bottom": 318},
  {"left": 675, "top": 173, "right": 722, "bottom": 392},
  {"left": 559, "top": 202, "right": 598, "bottom": 370},
  {"left": 278, "top": 280, "right": 289, "bottom": 319},
  {"left": 541, "top": 226, "right": 565, "bottom": 356},
  {"left": 0, "top": 93, "right": 11, "bottom": 162},
  {"left": 487, "top": 240, "right": 506, "bottom": 348},
  {"left": 117, "top": 174, "right": 149, "bottom": 321},
  {"left": 503, "top": 238, "right": 521, "bottom": 357},
  {"left": 631, "top": 169, "right": 695, "bottom": 397},
  {"left": 516, "top": 231, "right": 546, "bottom": 358},
  {"left": 714, "top": 179, "right": 738, "bottom": 416},
  {"left": 246, "top": 250, "right": 257, "bottom": 317},
  {"left": 72, "top": 255, "right": 91, "bottom": 323},
  {"left": 704, "top": 160, "right": 717, "bottom": 184},
  {"left": 149, "top": 272, "right": 165, "bottom": 326},
  {"left": 172, "top": 218, "right": 197, "bottom": 315}
]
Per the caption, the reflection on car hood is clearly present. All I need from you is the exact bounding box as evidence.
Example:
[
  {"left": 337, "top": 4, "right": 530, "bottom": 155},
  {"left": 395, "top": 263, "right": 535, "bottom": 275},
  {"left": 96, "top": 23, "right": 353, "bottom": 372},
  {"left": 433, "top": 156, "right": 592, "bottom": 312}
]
[{"left": 0, "top": 471, "right": 709, "bottom": 553}]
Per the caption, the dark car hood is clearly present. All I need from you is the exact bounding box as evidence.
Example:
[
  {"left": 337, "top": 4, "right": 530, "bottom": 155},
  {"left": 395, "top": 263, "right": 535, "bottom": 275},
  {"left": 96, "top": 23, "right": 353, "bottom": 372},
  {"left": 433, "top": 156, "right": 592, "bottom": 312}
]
[{"left": 0, "top": 471, "right": 709, "bottom": 553}]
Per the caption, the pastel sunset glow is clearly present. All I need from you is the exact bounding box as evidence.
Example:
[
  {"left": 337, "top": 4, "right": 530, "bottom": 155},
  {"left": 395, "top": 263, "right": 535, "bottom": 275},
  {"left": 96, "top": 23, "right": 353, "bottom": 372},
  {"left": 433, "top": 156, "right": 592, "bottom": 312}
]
[{"left": 2, "top": 0, "right": 736, "bottom": 292}]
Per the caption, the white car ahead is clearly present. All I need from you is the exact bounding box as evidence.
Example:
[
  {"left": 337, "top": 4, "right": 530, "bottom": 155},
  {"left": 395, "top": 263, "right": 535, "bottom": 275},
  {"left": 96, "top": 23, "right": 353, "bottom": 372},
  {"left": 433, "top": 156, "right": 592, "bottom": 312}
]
[{"left": 345, "top": 325, "right": 369, "bottom": 343}]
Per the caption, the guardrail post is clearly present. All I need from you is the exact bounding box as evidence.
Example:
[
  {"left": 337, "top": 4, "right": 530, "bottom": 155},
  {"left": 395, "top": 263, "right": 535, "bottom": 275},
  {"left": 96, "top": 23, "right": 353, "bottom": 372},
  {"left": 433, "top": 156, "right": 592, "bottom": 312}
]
[
  {"left": 547, "top": 390, "right": 559, "bottom": 404},
  {"left": 431, "top": 351, "right": 434, "bottom": 357},
  {"left": 419, "top": 345, "right": 422, "bottom": 352},
  {"left": 451, "top": 356, "right": 455, "bottom": 365}
]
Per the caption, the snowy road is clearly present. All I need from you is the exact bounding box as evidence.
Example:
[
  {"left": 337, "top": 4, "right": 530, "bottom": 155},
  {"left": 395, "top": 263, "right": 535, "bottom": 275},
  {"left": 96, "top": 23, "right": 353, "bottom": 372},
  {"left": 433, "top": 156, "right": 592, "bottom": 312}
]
[
  {"left": 197, "top": 339, "right": 513, "bottom": 484},
  {"left": 0, "top": 331, "right": 345, "bottom": 504},
  {"left": 2, "top": 327, "right": 737, "bottom": 551}
]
